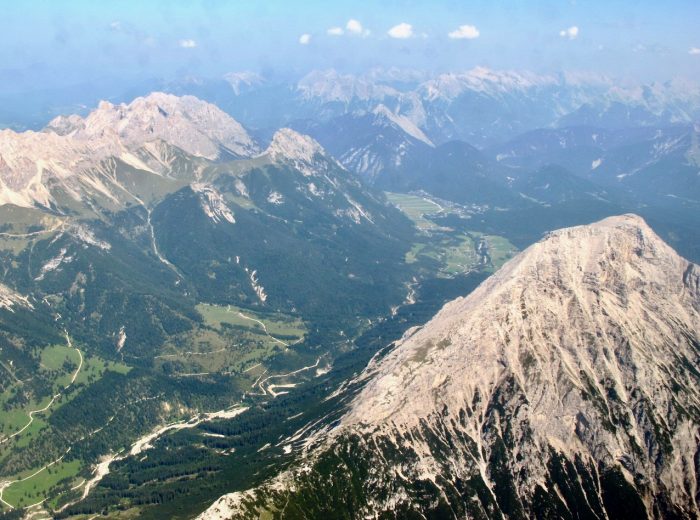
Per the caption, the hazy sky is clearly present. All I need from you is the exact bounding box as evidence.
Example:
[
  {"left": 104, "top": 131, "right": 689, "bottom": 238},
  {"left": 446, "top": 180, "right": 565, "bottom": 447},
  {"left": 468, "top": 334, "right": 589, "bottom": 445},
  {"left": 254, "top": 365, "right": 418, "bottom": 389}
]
[{"left": 1, "top": 0, "right": 699, "bottom": 94}]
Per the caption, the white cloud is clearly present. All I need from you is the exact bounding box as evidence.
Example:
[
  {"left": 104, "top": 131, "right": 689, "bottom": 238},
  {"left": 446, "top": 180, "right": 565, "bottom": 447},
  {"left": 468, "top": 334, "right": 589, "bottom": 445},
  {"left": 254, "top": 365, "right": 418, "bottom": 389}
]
[
  {"left": 328, "top": 20, "right": 369, "bottom": 37},
  {"left": 179, "top": 39, "right": 197, "bottom": 48},
  {"left": 690, "top": 47, "right": 700, "bottom": 55},
  {"left": 559, "top": 26, "right": 579, "bottom": 40},
  {"left": 388, "top": 23, "right": 413, "bottom": 39},
  {"left": 346, "top": 19, "right": 363, "bottom": 34},
  {"left": 448, "top": 24, "right": 480, "bottom": 40},
  {"left": 299, "top": 33, "right": 312, "bottom": 45}
]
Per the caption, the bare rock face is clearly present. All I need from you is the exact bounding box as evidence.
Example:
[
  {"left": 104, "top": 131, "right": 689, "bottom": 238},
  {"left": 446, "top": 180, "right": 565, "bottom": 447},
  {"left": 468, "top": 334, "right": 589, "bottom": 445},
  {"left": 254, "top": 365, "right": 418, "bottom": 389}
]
[
  {"left": 47, "top": 93, "right": 259, "bottom": 160},
  {"left": 201, "top": 214, "right": 700, "bottom": 519},
  {"left": 263, "top": 128, "right": 333, "bottom": 177},
  {"left": 0, "top": 93, "right": 258, "bottom": 208},
  {"left": 0, "top": 283, "right": 32, "bottom": 311}
]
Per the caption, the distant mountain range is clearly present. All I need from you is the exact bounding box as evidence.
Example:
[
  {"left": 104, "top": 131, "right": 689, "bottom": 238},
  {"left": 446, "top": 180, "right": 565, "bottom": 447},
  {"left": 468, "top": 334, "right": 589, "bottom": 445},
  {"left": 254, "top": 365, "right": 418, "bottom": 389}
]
[
  {"left": 4, "top": 67, "right": 700, "bottom": 145},
  {"left": 0, "top": 78, "right": 698, "bottom": 519}
]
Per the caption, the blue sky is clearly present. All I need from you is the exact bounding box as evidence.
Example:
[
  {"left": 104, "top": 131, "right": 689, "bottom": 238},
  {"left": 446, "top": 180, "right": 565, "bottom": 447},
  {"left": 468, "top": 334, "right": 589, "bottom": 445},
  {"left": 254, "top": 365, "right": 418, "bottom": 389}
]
[{"left": 1, "top": 0, "right": 699, "bottom": 94}]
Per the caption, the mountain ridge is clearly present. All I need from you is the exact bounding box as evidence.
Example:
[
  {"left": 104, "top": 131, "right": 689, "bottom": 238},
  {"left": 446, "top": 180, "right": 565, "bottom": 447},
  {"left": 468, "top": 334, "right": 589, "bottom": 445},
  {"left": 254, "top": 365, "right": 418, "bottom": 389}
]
[
  {"left": 0, "top": 93, "right": 259, "bottom": 209},
  {"left": 200, "top": 214, "right": 700, "bottom": 519}
]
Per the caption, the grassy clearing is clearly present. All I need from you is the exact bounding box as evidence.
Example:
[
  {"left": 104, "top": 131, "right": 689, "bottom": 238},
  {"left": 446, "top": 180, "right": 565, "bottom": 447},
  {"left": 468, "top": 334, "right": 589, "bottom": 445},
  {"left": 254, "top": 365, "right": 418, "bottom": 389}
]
[
  {"left": 154, "top": 304, "right": 307, "bottom": 377},
  {"left": 72, "top": 354, "right": 130, "bottom": 387},
  {"left": 2, "top": 458, "right": 82, "bottom": 508},
  {"left": 0, "top": 348, "right": 129, "bottom": 443},
  {"left": 197, "top": 303, "right": 305, "bottom": 340},
  {"left": 385, "top": 192, "right": 443, "bottom": 230},
  {"left": 483, "top": 235, "right": 517, "bottom": 270},
  {"left": 40, "top": 345, "right": 78, "bottom": 372}
]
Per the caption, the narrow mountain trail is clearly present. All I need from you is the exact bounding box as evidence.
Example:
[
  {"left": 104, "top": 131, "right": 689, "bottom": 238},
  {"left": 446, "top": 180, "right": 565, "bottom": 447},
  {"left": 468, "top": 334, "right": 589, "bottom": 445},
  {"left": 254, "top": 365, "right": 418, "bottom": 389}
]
[
  {"left": 0, "top": 221, "right": 64, "bottom": 239},
  {"left": 0, "top": 332, "right": 82, "bottom": 446},
  {"left": 235, "top": 311, "right": 289, "bottom": 347},
  {"left": 0, "top": 448, "right": 72, "bottom": 510},
  {"left": 249, "top": 357, "right": 321, "bottom": 397}
]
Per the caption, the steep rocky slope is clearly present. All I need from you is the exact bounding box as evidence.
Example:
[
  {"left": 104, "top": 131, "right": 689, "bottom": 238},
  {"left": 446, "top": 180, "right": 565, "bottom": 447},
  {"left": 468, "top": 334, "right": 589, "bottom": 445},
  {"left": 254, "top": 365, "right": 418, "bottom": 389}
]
[
  {"left": 201, "top": 214, "right": 700, "bottom": 519},
  {"left": 0, "top": 93, "right": 258, "bottom": 208},
  {"left": 47, "top": 92, "right": 259, "bottom": 160}
]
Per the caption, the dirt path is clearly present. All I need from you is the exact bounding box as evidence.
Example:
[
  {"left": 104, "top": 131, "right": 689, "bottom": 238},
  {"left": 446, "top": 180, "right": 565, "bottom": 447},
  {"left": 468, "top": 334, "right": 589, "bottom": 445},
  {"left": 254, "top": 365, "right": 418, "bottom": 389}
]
[
  {"left": 0, "top": 332, "right": 82, "bottom": 446},
  {"left": 0, "top": 222, "right": 64, "bottom": 239},
  {"left": 251, "top": 358, "right": 321, "bottom": 397},
  {"left": 236, "top": 311, "right": 290, "bottom": 347},
  {"left": 0, "top": 448, "right": 72, "bottom": 510}
]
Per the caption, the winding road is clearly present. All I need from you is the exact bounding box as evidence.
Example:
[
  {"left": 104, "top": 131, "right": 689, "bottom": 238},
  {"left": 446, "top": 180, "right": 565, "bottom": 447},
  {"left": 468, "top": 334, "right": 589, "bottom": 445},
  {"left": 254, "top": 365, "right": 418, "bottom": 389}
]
[
  {"left": 235, "top": 311, "right": 290, "bottom": 347},
  {"left": 0, "top": 332, "right": 82, "bottom": 447}
]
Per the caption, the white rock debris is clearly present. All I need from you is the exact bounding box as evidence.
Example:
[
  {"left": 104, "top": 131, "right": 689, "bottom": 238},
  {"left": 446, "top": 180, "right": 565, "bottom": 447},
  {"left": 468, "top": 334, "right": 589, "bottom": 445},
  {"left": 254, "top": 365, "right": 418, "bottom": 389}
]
[
  {"left": 191, "top": 183, "right": 235, "bottom": 224},
  {"left": 234, "top": 178, "right": 249, "bottom": 199},
  {"left": 266, "top": 191, "right": 284, "bottom": 205},
  {"left": 116, "top": 326, "right": 127, "bottom": 352},
  {"left": 244, "top": 267, "right": 268, "bottom": 303},
  {"left": 0, "top": 283, "right": 33, "bottom": 311},
  {"left": 70, "top": 224, "right": 111, "bottom": 250},
  {"left": 35, "top": 248, "right": 73, "bottom": 281}
]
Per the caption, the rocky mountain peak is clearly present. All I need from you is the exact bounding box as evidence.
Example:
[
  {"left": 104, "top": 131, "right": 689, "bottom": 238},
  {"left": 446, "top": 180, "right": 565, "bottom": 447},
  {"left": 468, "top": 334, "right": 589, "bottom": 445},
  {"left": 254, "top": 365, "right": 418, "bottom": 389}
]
[
  {"left": 47, "top": 92, "right": 259, "bottom": 160},
  {"left": 0, "top": 93, "right": 260, "bottom": 208},
  {"left": 344, "top": 213, "right": 700, "bottom": 431},
  {"left": 264, "top": 128, "right": 334, "bottom": 176},
  {"left": 371, "top": 104, "right": 434, "bottom": 146},
  {"left": 201, "top": 214, "right": 700, "bottom": 519},
  {"left": 338, "top": 213, "right": 700, "bottom": 515}
]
